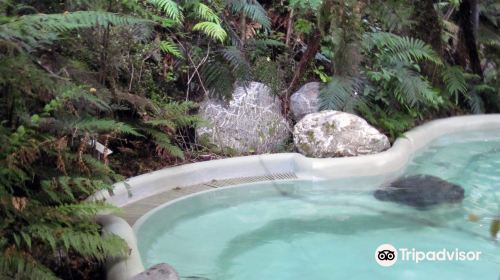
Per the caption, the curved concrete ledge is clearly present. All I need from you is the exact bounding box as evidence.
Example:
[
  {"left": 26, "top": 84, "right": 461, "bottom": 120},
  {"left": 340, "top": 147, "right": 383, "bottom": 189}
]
[
  {"left": 90, "top": 114, "right": 500, "bottom": 280},
  {"left": 97, "top": 215, "right": 144, "bottom": 279}
]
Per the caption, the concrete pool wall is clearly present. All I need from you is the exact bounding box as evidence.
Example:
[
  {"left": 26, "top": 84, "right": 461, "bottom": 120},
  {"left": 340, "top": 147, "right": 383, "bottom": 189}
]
[{"left": 89, "top": 114, "right": 500, "bottom": 280}]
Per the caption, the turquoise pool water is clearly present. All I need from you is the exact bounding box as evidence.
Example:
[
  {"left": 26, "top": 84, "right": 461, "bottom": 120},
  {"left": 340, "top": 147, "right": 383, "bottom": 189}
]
[{"left": 135, "top": 131, "right": 500, "bottom": 279}]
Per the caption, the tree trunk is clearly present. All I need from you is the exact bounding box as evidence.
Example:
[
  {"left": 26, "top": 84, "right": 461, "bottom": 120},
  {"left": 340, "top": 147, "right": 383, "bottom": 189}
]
[
  {"left": 456, "top": 0, "right": 483, "bottom": 78},
  {"left": 412, "top": 0, "right": 443, "bottom": 83},
  {"left": 285, "top": 9, "right": 294, "bottom": 47},
  {"left": 412, "top": 0, "right": 443, "bottom": 55}
]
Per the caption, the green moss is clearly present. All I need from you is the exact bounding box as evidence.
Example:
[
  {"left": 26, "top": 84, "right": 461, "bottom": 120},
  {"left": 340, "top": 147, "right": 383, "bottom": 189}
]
[{"left": 323, "top": 121, "right": 336, "bottom": 134}]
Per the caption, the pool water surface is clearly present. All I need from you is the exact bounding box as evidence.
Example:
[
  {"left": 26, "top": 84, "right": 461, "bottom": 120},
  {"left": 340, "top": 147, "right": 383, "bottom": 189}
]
[{"left": 135, "top": 131, "right": 500, "bottom": 279}]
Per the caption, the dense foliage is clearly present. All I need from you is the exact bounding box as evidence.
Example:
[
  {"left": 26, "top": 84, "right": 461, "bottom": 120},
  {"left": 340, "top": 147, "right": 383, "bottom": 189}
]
[{"left": 0, "top": 0, "right": 498, "bottom": 279}]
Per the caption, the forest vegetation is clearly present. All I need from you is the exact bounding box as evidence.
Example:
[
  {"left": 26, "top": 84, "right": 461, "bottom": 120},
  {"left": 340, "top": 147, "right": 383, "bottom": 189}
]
[{"left": 0, "top": 0, "right": 498, "bottom": 279}]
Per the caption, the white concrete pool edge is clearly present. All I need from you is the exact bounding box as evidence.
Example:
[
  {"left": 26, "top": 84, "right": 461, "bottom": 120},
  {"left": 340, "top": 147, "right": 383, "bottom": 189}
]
[{"left": 90, "top": 114, "right": 500, "bottom": 280}]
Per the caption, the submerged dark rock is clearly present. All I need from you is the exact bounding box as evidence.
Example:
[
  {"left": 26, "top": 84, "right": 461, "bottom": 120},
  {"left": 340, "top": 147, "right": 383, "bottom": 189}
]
[{"left": 374, "top": 174, "right": 465, "bottom": 209}]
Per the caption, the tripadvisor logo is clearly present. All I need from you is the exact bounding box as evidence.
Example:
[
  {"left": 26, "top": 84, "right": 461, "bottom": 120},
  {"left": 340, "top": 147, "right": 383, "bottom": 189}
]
[
  {"left": 375, "top": 244, "right": 482, "bottom": 267},
  {"left": 375, "top": 244, "right": 397, "bottom": 267}
]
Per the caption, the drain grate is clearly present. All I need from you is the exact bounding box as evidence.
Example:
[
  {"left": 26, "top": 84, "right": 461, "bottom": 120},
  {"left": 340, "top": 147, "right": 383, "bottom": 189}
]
[{"left": 202, "top": 172, "right": 298, "bottom": 188}]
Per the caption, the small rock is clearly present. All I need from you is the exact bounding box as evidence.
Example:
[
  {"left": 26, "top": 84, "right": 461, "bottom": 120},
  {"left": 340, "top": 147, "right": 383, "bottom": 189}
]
[
  {"left": 293, "top": 110, "right": 390, "bottom": 157},
  {"left": 132, "top": 263, "right": 179, "bottom": 280},
  {"left": 290, "top": 82, "right": 321, "bottom": 121},
  {"left": 374, "top": 175, "right": 465, "bottom": 209}
]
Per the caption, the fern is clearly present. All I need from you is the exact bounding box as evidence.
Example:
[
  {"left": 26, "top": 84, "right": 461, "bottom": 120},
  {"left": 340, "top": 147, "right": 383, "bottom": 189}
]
[
  {"left": 222, "top": 46, "right": 252, "bottom": 81},
  {"left": 0, "top": 250, "right": 56, "bottom": 280},
  {"left": 227, "top": 0, "right": 271, "bottom": 29},
  {"left": 147, "top": 0, "right": 183, "bottom": 23},
  {"left": 443, "top": 66, "right": 468, "bottom": 104},
  {"left": 160, "top": 39, "right": 183, "bottom": 58},
  {"left": 193, "top": 21, "right": 227, "bottom": 42},
  {"left": 363, "top": 32, "right": 442, "bottom": 65},
  {"left": 144, "top": 128, "right": 185, "bottom": 159},
  {"left": 0, "top": 11, "right": 149, "bottom": 51},
  {"left": 74, "top": 118, "right": 142, "bottom": 136},
  {"left": 467, "top": 92, "right": 485, "bottom": 114},
  {"left": 392, "top": 65, "right": 441, "bottom": 107},
  {"left": 319, "top": 76, "right": 364, "bottom": 112},
  {"left": 201, "top": 60, "right": 235, "bottom": 100},
  {"left": 195, "top": 2, "right": 221, "bottom": 24}
]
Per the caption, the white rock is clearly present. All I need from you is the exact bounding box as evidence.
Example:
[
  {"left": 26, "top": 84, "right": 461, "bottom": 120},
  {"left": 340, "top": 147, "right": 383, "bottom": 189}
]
[
  {"left": 293, "top": 110, "right": 390, "bottom": 157},
  {"left": 197, "top": 82, "right": 290, "bottom": 154}
]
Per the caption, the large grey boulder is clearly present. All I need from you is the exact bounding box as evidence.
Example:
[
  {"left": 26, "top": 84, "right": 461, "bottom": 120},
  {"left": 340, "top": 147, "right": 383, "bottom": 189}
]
[
  {"left": 293, "top": 110, "right": 390, "bottom": 157},
  {"left": 290, "top": 82, "right": 321, "bottom": 121},
  {"left": 197, "top": 82, "right": 290, "bottom": 154},
  {"left": 374, "top": 175, "right": 465, "bottom": 210}
]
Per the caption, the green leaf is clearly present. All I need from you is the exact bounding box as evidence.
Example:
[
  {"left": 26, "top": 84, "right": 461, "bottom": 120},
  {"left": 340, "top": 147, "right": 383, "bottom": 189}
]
[{"left": 192, "top": 21, "right": 227, "bottom": 42}]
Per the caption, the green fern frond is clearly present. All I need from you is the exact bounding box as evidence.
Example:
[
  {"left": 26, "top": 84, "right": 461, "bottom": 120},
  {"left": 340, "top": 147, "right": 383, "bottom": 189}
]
[
  {"left": 144, "top": 118, "right": 177, "bottom": 130},
  {"left": 192, "top": 21, "right": 227, "bottom": 42},
  {"left": 57, "top": 202, "right": 119, "bottom": 217},
  {"left": 392, "top": 66, "right": 440, "bottom": 107},
  {"left": 222, "top": 46, "right": 252, "bottom": 81},
  {"left": 195, "top": 2, "right": 221, "bottom": 24},
  {"left": 147, "top": 0, "right": 183, "bottom": 23},
  {"left": 319, "top": 76, "right": 363, "bottom": 112},
  {"left": 144, "top": 128, "right": 185, "bottom": 159},
  {"left": 27, "top": 223, "right": 127, "bottom": 261},
  {"left": 228, "top": 0, "right": 271, "bottom": 29},
  {"left": 0, "top": 250, "right": 56, "bottom": 280},
  {"left": 443, "top": 66, "right": 468, "bottom": 96},
  {"left": 467, "top": 92, "right": 485, "bottom": 114},
  {"left": 364, "top": 32, "right": 442, "bottom": 65},
  {"left": 0, "top": 11, "right": 149, "bottom": 51},
  {"left": 200, "top": 60, "right": 234, "bottom": 100},
  {"left": 162, "top": 101, "right": 202, "bottom": 127},
  {"left": 74, "top": 118, "right": 142, "bottom": 136},
  {"left": 160, "top": 40, "right": 183, "bottom": 58}
]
